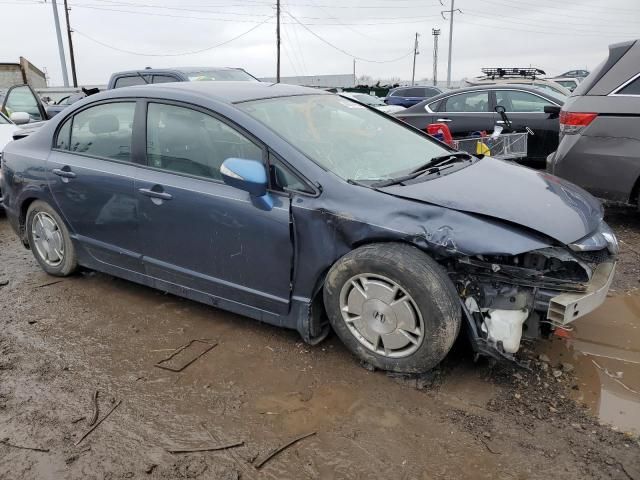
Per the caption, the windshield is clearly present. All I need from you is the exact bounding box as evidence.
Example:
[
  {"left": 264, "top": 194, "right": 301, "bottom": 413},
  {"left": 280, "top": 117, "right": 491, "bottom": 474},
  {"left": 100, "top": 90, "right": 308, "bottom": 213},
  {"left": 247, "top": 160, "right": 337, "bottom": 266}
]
[
  {"left": 0, "top": 112, "right": 9, "bottom": 124},
  {"left": 187, "top": 69, "right": 257, "bottom": 82},
  {"left": 238, "top": 94, "right": 451, "bottom": 181}
]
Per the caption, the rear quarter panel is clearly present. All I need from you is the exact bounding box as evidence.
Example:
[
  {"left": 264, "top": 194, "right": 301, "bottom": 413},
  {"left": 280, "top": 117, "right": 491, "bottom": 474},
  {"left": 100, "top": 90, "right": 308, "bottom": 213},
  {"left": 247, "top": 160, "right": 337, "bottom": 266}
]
[{"left": 555, "top": 95, "right": 640, "bottom": 202}]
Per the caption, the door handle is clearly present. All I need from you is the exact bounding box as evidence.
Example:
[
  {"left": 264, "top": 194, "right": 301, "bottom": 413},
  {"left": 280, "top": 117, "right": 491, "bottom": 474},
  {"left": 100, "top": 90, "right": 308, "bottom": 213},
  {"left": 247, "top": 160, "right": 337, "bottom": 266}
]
[
  {"left": 496, "top": 120, "right": 506, "bottom": 124},
  {"left": 436, "top": 118, "right": 452, "bottom": 122},
  {"left": 138, "top": 187, "right": 172, "bottom": 201},
  {"left": 52, "top": 168, "right": 76, "bottom": 179}
]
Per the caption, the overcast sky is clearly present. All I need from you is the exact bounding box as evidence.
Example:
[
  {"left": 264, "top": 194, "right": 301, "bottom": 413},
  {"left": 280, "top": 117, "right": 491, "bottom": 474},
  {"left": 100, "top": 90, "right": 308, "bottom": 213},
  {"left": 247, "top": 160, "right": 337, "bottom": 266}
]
[{"left": 2, "top": 0, "right": 638, "bottom": 86}]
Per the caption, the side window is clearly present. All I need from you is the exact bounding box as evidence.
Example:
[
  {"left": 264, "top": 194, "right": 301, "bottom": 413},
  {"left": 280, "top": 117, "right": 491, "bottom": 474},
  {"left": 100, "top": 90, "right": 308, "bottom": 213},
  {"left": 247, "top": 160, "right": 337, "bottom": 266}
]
[
  {"left": 113, "top": 76, "right": 149, "bottom": 88},
  {"left": 403, "top": 88, "right": 423, "bottom": 97},
  {"left": 443, "top": 92, "right": 489, "bottom": 112},
  {"left": 269, "top": 155, "right": 313, "bottom": 194},
  {"left": 495, "top": 91, "right": 552, "bottom": 112},
  {"left": 152, "top": 75, "right": 179, "bottom": 84},
  {"left": 424, "top": 87, "right": 440, "bottom": 97},
  {"left": 426, "top": 99, "right": 441, "bottom": 112},
  {"left": 618, "top": 77, "right": 640, "bottom": 95},
  {"left": 146, "top": 103, "right": 263, "bottom": 180},
  {"left": 55, "top": 118, "right": 72, "bottom": 149},
  {"left": 4, "top": 86, "right": 42, "bottom": 121},
  {"left": 69, "top": 102, "right": 136, "bottom": 161}
]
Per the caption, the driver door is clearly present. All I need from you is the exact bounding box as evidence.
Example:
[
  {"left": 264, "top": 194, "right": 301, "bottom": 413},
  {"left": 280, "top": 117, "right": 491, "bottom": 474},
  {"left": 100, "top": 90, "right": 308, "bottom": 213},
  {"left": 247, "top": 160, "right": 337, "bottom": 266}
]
[
  {"left": 136, "top": 101, "right": 294, "bottom": 314},
  {"left": 1, "top": 84, "right": 47, "bottom": 122}
]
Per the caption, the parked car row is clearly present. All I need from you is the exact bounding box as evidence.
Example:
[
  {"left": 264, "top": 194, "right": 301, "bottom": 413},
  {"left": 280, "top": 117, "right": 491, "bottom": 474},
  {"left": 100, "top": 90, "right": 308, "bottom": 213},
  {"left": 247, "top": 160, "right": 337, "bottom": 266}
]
[{"left": 395, "top": 85, "right": 562, "bottom": 165}]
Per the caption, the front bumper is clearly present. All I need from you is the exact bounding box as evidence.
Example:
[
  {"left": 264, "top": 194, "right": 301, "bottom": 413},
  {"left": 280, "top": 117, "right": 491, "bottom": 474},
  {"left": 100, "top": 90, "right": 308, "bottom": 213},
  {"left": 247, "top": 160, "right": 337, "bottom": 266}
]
[{"left": 547, "top": 261, "right": 615, "bottom": 325}]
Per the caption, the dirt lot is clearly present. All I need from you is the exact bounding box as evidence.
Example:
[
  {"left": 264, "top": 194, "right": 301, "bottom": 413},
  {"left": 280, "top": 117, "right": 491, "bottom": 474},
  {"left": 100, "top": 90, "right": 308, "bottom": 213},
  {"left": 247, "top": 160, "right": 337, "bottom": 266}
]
[{"left": 1, "top": 206, "right": 640, "bottom": 480}]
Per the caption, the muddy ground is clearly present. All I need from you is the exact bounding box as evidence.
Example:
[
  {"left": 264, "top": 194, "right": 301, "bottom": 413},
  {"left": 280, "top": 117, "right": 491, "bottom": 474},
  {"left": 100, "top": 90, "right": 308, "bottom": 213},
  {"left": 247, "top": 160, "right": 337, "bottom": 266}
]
[{"left": 1, "top": 206, "right": 640, "bottom": 480}]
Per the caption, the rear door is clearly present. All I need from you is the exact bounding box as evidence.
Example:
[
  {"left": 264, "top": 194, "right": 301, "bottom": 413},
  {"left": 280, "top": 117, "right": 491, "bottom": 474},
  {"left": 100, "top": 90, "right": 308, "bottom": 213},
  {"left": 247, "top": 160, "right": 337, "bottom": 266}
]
[
  {"left": 136, "top": 101, "right": 294, "bottom": 314},
  {"left": 493, "top": 89, "right": 561, "bottom": 161},
  {"left": 47, "top": 100, "right": 143, "bottom": 272},
  {"left": 436, "top": 90, "right": 494, "bottom": 137}
]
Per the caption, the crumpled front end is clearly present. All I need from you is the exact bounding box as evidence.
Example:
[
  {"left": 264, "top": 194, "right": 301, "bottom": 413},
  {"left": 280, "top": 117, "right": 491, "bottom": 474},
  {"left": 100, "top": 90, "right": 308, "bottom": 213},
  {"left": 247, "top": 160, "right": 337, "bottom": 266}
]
[{"left": 450, "top": 224, "right": 618, "bottom": 359}]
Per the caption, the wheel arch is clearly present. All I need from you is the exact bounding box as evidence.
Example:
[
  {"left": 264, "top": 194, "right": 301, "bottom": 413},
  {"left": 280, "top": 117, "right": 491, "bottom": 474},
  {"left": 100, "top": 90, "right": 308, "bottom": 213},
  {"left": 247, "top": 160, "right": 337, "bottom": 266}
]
[{"left": 303, "top": 238, "right": 444, "bottom": 344}]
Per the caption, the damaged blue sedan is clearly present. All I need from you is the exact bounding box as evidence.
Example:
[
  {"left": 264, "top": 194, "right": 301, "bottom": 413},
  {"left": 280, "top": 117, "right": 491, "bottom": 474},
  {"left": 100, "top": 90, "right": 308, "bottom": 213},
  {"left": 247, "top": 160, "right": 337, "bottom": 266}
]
[{"left": 0, "top": 82, "right": 617, "bottom": 372}]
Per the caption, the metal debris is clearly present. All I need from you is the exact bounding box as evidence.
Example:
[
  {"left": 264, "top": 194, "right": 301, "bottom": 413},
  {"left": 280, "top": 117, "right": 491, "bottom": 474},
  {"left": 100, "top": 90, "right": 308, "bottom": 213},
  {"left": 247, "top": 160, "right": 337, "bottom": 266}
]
[
  {"left": 253, "top": 431, "right": 317, "bottom": 469},
  {"left": 0, "top": 437, "right": 49, "bottom": 453},
  {"left": 166, "top": 440, "right": 244, "bottom": 454},
  {"left": 154, "top": 340, "right": 217, "bottom": 372},
  {"left": 88, "top": 390, "right": 99, "bottom": 426},
  {"left": 74, "top": 399, "right": 122, "bottom": 446}
]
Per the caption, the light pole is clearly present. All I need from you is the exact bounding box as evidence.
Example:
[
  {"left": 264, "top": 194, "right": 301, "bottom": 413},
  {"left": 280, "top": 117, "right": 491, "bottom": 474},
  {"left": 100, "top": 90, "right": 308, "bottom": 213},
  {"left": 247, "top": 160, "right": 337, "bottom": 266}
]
[{"left": 50, "top": 0, "right": 70, "bottom": 86}]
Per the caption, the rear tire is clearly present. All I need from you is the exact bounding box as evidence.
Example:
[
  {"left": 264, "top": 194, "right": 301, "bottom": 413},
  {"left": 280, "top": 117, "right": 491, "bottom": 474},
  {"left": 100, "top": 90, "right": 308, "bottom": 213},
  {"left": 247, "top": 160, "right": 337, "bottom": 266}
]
[
  {"left": 323, "top": 243, "right": 461, "bottom": 373},
  {"left": 26, "top": 200, "right": 77, "bottom": 277}
]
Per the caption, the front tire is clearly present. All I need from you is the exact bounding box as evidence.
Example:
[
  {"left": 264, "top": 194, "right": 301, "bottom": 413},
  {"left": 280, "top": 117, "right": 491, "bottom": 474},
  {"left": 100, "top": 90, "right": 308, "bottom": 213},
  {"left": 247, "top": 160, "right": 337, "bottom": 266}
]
[
  {"left": 324, "top": 243, "right": 461, "bottom": 373},
  {"left": 26, "top": 200, "right": 77, "bottom": 276}
]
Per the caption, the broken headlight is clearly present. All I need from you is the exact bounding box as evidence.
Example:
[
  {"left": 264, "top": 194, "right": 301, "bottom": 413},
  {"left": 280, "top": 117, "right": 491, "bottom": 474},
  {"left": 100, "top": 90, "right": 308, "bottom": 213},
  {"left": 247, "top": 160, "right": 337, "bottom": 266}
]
[{"left": 568, "top": 222, "right": 618, "bottom": 256}]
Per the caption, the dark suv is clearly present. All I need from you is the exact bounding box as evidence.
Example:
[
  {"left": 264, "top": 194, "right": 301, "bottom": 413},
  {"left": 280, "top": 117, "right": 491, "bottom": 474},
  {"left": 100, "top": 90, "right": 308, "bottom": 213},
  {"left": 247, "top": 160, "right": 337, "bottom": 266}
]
[
  {"left": 384, "top": 86, "right": 442, "bottom": 108},
  {"left": 547, "top": 39, "right": 640, "bottom": 206}
]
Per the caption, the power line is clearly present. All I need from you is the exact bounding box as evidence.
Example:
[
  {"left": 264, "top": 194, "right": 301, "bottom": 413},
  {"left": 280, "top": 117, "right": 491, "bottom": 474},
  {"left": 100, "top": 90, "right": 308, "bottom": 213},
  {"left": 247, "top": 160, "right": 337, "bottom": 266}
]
[
  {"left": 67, "top": 1, "right": 445, "bottom": 25},
  {"left": 454, "top": 17, "right": 631, "bottom": 38},
  {"left": 471, "top": 0, "right": 640, "bottom": 25},
  {"left": 73, "top": 16, "right": 273, "bottom": 56},
  {"left": 286, "top": 12, "right": 414, "bottom": 63},
  {"left": 461, "top": 8, "right": 640, "bottom": 35}
]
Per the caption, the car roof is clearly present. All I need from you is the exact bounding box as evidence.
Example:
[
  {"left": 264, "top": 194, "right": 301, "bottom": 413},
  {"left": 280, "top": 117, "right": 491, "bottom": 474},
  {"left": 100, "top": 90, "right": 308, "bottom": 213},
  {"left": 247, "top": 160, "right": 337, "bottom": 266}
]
[
  {"left": 403, "top": 84, "right": 560, "bottom": 111},
  {"left": 113, "top": 66, "right": 248, "bottom": 75},
  {"left": 98, "top": 81, "right": 329, "bottom": 104}
]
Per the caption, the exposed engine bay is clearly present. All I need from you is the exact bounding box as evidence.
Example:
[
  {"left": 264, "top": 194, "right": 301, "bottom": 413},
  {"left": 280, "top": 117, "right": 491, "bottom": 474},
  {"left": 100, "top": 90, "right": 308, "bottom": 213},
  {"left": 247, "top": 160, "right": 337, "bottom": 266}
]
[{"left": 450, "top": 246, "right": 616, "bottom": 359}]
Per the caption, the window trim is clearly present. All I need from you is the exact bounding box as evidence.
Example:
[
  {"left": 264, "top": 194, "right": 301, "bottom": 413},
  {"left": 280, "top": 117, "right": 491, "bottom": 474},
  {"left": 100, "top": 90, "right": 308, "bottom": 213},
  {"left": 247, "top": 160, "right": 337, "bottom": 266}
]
[
  {"left": 140, "top": 98, "right": 269, "bottom": 186},
  {"left": 609, "top": 72, "right": 640, "bottom": 97},
  {"left": 51, "top": 99, "right": 141, "bottom": 165},
  {"left": 267, "top": 150, "right": 319, "bottom": 197}
]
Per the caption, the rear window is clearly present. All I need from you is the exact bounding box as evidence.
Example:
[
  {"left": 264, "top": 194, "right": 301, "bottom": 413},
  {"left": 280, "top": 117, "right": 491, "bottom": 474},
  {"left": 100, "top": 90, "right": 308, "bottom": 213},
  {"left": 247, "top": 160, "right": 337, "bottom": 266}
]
[{"left": 113, "top": 75, "right": 149, "bottom": 88}]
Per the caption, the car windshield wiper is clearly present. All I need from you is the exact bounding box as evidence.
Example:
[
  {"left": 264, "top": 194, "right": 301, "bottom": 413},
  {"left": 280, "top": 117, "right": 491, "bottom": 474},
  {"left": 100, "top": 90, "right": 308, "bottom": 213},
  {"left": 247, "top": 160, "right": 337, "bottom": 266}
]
[{"left": 372, "top": 152, "right": 473, "bottom": 188}]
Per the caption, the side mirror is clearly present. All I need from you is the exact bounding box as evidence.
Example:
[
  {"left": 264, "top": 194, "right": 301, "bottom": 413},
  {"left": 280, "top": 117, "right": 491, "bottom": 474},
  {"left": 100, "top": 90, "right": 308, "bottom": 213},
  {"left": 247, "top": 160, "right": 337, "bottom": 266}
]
[
  {"left": 544, "top": 105, "right": 561, "bottom": 116},
  {"left": 220, "top": 158, "right": 273, "bottom": 210},
  {"left": 9, "top": 112, "right": 30, "bottom": 125}
]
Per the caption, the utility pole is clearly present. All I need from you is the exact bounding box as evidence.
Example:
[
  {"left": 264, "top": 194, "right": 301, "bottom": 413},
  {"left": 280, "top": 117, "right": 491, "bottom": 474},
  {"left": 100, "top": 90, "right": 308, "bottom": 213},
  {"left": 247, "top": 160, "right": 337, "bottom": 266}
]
[
  {"left": 411, "top": 33, "right": 420, "bottom": 86},
  {"left": 432, "top": 28, "right": 440, "bottom": 87},
  {"left": 276, "top": 0, "right": 281, "bottom": 83},
  {"left": 50, "top": 0, "right": 69, "bottom": 87},
  {"left": 63, "top": 0, "right": 78, "bottom": 87},
  {"left": 441, "top": 0, "right": 461, "bottom": 88}
]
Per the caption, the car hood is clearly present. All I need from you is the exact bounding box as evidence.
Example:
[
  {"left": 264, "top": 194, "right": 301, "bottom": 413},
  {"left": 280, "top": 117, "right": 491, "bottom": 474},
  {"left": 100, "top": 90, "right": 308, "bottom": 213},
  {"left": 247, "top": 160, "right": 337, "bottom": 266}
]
[{"left": 381, "top": 157, "right": 603, "bottom": 245}]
